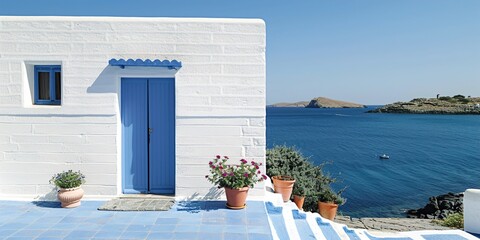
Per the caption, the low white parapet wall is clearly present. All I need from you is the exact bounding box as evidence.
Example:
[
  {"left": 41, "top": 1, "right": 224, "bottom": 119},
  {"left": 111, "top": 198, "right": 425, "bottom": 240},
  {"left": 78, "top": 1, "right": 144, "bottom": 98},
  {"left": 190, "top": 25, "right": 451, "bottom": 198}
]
[{"left": 464, "top": 188, "right": 480, "bottom": 234}]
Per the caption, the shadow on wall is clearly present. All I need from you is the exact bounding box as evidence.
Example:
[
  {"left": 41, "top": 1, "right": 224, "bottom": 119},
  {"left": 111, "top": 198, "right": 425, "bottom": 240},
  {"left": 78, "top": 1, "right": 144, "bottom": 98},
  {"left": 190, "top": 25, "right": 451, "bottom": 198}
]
[
  {"left": 86, "top": 65, "right": 181, "bottom": 94},
  {"left": 179, "top": 188, "right": 224, "bottom": 201},
  {"left": 176, "top": 188, "right": 224, "bottom": 213},
  {"left": 204, "top": 187, "right": 224, "bottom": 200},
  {"left": 193, "top": 187, "right": 224, "bottom": 200},
  {"left": 87, "top": 66, "right": 119, "bottom": 94},
  {"left": 35, "top": 188, "right": 59, "bottom": 202}
]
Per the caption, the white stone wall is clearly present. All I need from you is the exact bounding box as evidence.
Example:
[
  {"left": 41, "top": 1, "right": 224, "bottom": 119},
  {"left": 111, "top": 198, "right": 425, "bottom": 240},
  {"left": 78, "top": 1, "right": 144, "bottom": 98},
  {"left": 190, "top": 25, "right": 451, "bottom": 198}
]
[{"left": 0, "top": 16, "right": 266, "bottom": 199}]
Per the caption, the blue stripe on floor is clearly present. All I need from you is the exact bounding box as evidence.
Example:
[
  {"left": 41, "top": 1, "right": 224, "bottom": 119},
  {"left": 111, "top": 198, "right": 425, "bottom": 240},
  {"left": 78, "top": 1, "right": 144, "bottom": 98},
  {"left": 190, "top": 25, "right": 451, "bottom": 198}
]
[
  {"left": 315, "top": 217, "right": 342, "bottom": 240},
  {"left": 422, "top": 234, "right": 469, "bottom": 240},
  {"left": 291, "top": 210, "right": 316, "bottom": 239},
  {"left": 265, "top": 201, "right": 282, "bottom": 214},
  {"left": 343, "top": 226, "right": 362, "bottom": 240},
  {"left": 264, "top": 202, "right": 289, "bottom": 240}
]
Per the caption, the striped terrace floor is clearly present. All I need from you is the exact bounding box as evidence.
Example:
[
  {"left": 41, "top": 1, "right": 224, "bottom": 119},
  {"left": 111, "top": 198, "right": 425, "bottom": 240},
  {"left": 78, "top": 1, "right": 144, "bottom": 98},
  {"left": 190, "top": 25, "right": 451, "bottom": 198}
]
[{"left": 0, "top": 200, "right": 272, "bottom": 240}]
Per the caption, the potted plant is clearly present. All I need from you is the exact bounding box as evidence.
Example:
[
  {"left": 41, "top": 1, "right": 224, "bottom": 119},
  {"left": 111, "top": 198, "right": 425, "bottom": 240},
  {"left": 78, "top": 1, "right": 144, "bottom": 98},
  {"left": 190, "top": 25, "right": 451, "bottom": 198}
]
[
  {"left": 317, "top": 186, "right": 346, "bottom": 221},
  {"left": 266, "top": 145, "right": 347, "bottom": 214},
  {"left": 50, "top": 170, "right": 86, "bottom": 208},
  {"left": 267, "top": 145, "right": 323, "bottom": 203},
  {"left": 291, "top": 166, "right": 320, "bottom": 210},
  {"left": 271, "top": 175, "right": 295, "bottom": 202},
  {"left": 267, "top": 146, "right": 303, "bottom": 202},
  {"left": 206, "top": 155, "right": 266, "bottom": 209},
  {"left": 292, "top": 182, "right": 306, "bottom": 210}
]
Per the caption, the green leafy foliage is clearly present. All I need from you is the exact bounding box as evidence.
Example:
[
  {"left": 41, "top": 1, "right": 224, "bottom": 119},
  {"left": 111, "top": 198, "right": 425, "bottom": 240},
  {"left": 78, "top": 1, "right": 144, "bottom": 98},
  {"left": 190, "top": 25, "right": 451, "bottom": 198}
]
[
  {"left": 439, "top": 213, "right": 464, "bottom": 229},
  {"left": 206, "top": 155, "right": 266, "bottom": 189},
  {"left": 266, "top": 145, "right": 343, "bottom": 212},
  {"left": 266, "top": 145, "right": 311, "bottom": 178},
  {"left": 50, "top": 170, "right": 85, "bottom": 189},
  {"left": 293, "top": 180, "right": 307, "bottom": 196},
  {"left": 317, "top": 186, "right": 347, "bottom": 205}
]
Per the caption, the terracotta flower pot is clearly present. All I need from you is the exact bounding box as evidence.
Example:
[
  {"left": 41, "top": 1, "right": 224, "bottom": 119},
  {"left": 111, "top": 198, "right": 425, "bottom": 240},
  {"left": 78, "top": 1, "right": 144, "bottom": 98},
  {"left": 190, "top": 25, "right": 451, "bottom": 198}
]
[
  {"left": 318, "top": 201, "right": 339, "bottom": 221},
  {"left": 272, "top": 176, "right": 295, "bottom": 202},
  {"left": 225, "top": 187, "right": 249, "bottom": 209},
  {"left": 293, "top": 195, "right": 305, "bottom": 210},
  {"left": 57, "top": 187, "right": 84, "bottom": 208}
]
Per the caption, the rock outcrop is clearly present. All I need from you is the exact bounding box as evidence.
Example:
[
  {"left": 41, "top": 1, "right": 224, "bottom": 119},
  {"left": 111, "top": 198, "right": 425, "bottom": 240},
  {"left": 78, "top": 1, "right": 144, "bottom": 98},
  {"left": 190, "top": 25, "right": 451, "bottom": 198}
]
[
  {"left": 306, "top": 97, "right": 366, "bottom": 108},
  {"left": 268, "top": 101, "right": 309, "bottom": 107},
  {"left": 407, "top": 192, "right": 463, "bottom": 220},
  {"left": 368, "top": 96, "right": 480, "bottom": 114},
  {"left": 269, "top": 97, "right": 365, "bottom": 108}
]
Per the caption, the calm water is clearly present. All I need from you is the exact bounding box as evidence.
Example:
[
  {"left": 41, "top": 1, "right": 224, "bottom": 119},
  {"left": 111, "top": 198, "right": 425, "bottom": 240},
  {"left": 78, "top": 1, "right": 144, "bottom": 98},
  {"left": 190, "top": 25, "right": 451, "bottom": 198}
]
[{"left": 266, "top": 107, "right": 480, "bottom": 218}]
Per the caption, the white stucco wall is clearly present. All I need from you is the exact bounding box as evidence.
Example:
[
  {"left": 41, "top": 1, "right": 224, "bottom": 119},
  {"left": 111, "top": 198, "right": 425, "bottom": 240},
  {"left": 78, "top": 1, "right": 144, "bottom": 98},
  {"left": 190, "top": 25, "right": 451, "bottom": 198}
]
[
  {"left": 0, "top": 16, "right": 266, "bottom": 200},
  {"left": 464, "top": 189, "right": 480, "bottom": 234}
]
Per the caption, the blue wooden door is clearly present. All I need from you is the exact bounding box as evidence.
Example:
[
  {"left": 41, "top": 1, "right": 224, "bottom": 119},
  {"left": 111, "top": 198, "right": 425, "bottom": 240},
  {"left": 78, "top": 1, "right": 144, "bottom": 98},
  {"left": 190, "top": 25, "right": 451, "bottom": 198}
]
[
  {"left": 121, "top": 78, "right": 175, "bottom": 194},
  {"left": 148, "top": 79, "right": 175, "bottom": 194},
  {"left": 121, "top": 78, "right": 148, "bottom": 193}
]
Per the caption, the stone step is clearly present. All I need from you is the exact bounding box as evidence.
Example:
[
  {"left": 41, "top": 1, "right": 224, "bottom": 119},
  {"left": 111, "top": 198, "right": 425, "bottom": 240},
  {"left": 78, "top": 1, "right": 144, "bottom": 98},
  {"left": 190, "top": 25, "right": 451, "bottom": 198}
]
[{"left": 118, "top": 194, "right": 175, "bottom": 199}]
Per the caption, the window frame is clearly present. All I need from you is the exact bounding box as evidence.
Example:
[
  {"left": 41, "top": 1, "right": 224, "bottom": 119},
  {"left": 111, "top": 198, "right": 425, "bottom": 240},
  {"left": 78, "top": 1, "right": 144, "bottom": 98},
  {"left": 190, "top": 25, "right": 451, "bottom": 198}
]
[{"left": 34, "top": 65, "right": 61, "bottom": 105}]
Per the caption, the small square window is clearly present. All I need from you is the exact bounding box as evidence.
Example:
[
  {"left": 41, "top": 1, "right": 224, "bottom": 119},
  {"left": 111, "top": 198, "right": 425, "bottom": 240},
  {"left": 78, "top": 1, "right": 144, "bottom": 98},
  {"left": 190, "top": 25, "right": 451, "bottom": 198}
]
[{"left": 34, "top": 65, "right": 61, "bottom": 105}]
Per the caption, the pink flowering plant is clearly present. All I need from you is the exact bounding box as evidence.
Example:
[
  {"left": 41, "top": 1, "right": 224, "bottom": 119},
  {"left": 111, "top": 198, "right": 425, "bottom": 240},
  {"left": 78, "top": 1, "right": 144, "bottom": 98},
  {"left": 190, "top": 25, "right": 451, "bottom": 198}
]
[{"left": 206, "top": 155, "right": 267, "bottom": 189}]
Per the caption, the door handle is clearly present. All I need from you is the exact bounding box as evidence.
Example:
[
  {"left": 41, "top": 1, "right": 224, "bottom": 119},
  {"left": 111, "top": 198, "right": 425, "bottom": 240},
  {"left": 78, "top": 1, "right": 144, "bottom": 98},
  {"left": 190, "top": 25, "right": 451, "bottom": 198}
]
[{"left": 149, "top": 128, "right": 153, "bottom": 134}]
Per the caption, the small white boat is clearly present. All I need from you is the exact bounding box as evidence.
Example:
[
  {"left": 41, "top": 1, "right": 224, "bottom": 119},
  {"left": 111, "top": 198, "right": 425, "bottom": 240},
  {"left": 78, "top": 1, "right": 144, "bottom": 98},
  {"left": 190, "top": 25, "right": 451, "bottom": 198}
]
[{"left": 379, "top": 154, "right": 390, "bottom": 159}]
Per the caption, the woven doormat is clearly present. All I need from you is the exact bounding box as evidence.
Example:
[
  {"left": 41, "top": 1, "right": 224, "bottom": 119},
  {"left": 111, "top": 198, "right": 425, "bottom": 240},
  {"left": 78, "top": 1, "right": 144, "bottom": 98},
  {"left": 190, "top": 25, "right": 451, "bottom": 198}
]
[{"left": 98, "top": 198, "right": 175, "bottom": 211}]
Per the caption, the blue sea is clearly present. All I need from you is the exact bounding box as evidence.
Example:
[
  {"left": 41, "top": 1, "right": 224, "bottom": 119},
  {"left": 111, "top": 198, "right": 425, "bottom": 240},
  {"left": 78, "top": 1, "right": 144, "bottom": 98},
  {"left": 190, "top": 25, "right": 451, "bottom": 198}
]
[{"left": 266, "top": 107, "right": 480, "bottom": 218}]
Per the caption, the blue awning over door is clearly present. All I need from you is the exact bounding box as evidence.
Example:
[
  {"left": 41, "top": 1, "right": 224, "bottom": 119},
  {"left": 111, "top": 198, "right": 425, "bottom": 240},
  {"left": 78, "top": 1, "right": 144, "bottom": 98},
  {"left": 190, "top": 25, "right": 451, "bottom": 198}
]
[{"left": 109, "top": 58, "right": 182, "bottom": 69}]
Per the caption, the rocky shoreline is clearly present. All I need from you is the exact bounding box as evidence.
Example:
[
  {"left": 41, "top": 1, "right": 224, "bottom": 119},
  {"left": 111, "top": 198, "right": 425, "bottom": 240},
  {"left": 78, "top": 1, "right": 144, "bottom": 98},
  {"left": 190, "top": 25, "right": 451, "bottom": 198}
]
[
  {"left": 407, "top": 192, "right": 463, "bottom": 220},
  {"left": 368, "top": 95, "right": 480, "bottom": 114},
  {"left": 335, "top": 216, "right": 452, "bottom": 232},
  {"left": 336, "top": 192, "right": 463, "bottom": 232}
]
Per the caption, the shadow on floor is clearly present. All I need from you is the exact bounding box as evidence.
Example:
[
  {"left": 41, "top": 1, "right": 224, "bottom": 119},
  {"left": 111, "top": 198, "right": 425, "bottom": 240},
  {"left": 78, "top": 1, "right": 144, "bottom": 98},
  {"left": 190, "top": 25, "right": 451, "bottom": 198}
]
[
  {"left": 32, "top": 201, "right": 62, "bottom": 208},
  {"left": 176, "top": 200, "right": 227, "bottom": 213}
]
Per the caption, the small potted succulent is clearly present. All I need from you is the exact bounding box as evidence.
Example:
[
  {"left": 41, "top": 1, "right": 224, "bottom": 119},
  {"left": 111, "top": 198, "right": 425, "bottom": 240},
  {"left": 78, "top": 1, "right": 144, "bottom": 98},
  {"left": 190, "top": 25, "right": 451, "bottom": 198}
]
[
  {"left": 206, "top": 155, "right": 266, "bottom": 209},
  {"left": 50, "top": 170, "right": 86, "bottom": 208},
  {"left": 317, "top": 186, "right": 346, "bottom": 221},
  {"left": 293, "top": 185, "right": 306, "bottom": 210},
  {"left": 292, "top": 181, "right": 307, "bottom": 210}
]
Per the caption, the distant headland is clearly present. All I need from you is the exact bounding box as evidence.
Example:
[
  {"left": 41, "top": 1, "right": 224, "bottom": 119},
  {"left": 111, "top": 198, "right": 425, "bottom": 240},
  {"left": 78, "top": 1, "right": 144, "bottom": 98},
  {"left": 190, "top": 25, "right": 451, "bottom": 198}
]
[
  {"left": 368, "top": 95, "right": 480, "bottom": 114},
  {"left": 268, "top": 97, "right": 366, "bottom": 108}
]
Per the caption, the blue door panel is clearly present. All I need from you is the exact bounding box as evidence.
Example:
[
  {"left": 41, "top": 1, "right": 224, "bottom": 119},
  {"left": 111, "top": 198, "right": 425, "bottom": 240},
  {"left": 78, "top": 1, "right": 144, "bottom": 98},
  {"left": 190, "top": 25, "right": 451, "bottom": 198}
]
[
  {"left": 121, "top": 78, "right": 148, "bottom": 193},
  {"left": 149, "top": 78, "right": 175, "bottom": 194},
  {"left": 121, "top": 77, "right": 175, "bottom": 195}
]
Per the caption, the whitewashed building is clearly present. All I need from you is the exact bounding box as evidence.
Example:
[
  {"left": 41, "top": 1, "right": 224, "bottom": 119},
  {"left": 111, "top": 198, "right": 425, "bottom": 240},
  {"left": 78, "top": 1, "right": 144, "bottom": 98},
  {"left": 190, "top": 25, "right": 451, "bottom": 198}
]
[{"left": 0, "top": 16, "right": 266, "bottom": 200}]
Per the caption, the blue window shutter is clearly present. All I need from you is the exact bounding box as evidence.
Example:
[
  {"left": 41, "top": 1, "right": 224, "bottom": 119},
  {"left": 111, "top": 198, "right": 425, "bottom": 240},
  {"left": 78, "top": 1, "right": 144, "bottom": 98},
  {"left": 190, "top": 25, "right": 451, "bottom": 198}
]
[{"left": 34, "top": 65, "right": 61, "bottom": 105}]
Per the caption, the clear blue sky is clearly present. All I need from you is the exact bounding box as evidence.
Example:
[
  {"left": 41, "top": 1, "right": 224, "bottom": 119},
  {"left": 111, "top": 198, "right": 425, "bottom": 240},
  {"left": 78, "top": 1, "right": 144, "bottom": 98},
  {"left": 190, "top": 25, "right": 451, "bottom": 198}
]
[{"left": 1, "top": 0, "right": 479, "bottom": 105}]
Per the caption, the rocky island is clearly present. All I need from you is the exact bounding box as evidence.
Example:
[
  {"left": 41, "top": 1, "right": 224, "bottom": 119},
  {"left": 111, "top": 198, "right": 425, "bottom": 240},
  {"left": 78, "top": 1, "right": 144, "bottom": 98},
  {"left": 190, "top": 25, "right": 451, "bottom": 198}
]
[
  {"left": 269, "top": 97, "right": 366, "bottom": 108},
  {"left": 368, "top": 95, "right": 480, "bottom": 114},
  {"left": 268, "top": 101, "right": 310, "bottom": 107}
]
